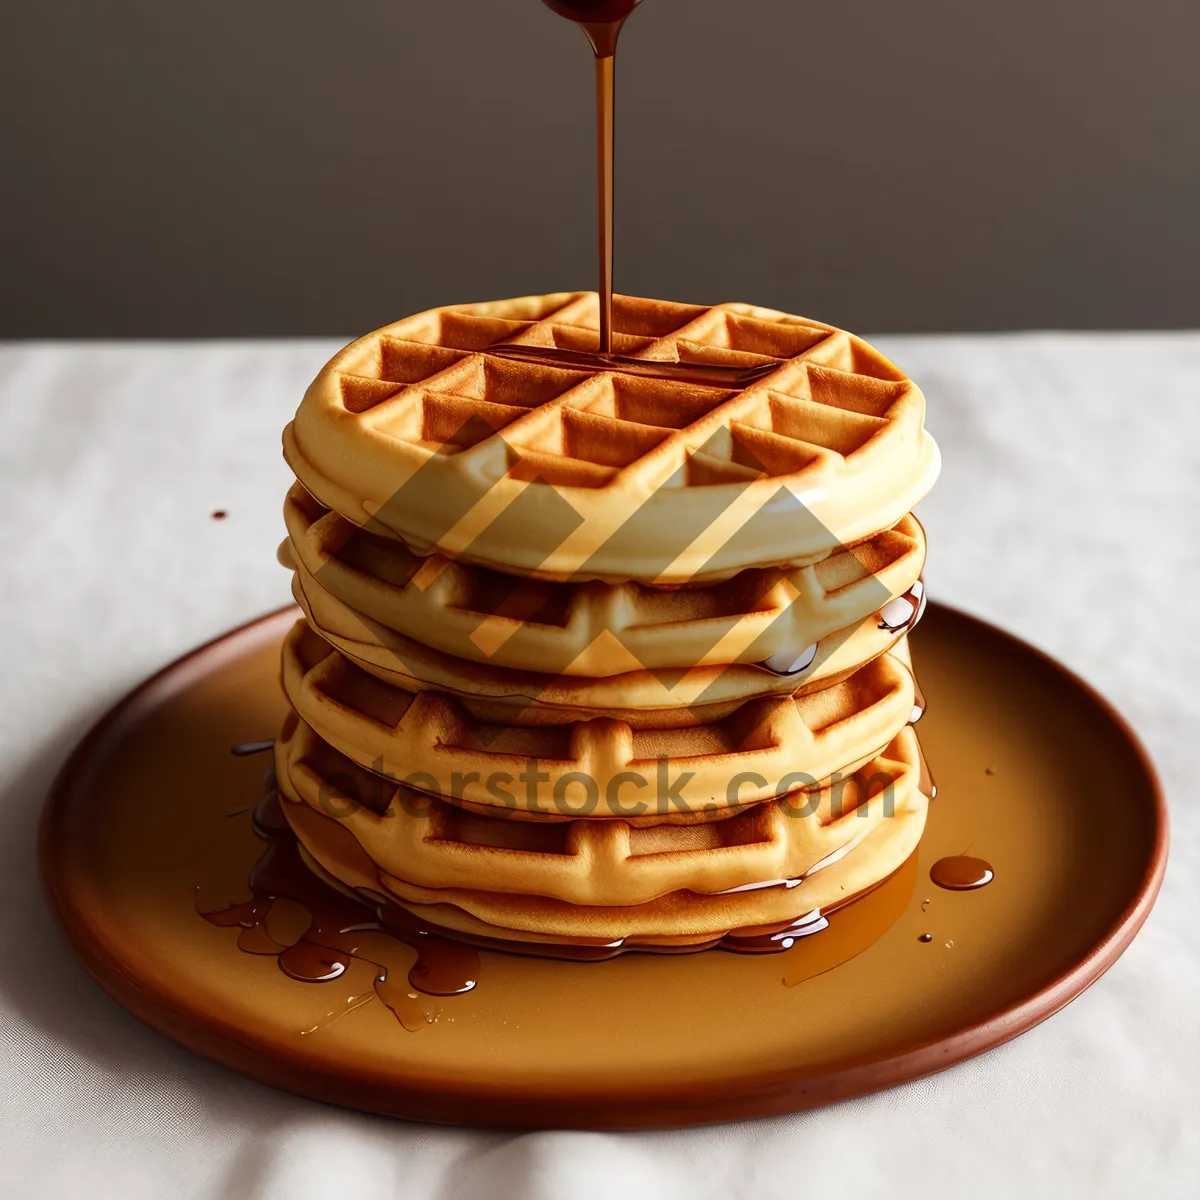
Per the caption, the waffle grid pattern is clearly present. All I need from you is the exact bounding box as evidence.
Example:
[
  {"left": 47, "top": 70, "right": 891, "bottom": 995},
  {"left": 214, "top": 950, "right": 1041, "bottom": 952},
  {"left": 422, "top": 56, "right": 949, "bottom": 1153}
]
[
  {"left": 282, "top": 482, "right": 925, "bottom": 677},
  {"left": 277, "top": 716, "right": 921, "bottom": 908},
  {"left": 280, "top": 621, "right": 917, "bottom": 819},
  {"left": 286, "top": 292, "right": 940, "bottom": 582},
  {"left": 335, "top": 293, "right": 911, "bottom": 492}
]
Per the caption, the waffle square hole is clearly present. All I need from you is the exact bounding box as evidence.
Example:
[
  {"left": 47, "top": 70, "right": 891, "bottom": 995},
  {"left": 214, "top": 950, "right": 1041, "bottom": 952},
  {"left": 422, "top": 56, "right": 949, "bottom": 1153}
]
[
  {"left": 683, "top": 442, "right": 764, "bottom": 486},
  {"left": 804, "top": 364, "right": 908, "bottom": 418},
  {"left": 338, "top": 374, "right": 404, "bottom": 414},
  {"left": 331, "top": 664, "right": 416, "bottom": 728},
  {"left": 763, "top": 393, "right": 887, "bottom": 456},
  {"left": 420, "top": 393, "right": 528, "bottom": 450},
  {"left": 575, "top": 374, "right": 733, "bottom": 430},
  {"left": 630, "top": 568, "right": 783, "bottom": 624},
  {"left": 802, "top": 664, "right": 894, "bottom": 734},
  {"left": 672, "top": 339, "right": 782, "bottom": 371},
  {"left": 461, "top": 570, "right": 574, "bottom": 629},
  {"left": 815, "top": 525, "right": 917, "bottom": 593},
  {"left": 301, "top": 740, "right": 395, "bottom": 816},
  {"left": 293, "top": 624, "right": 336, "bottom": 674},
  {"left": 379, "top": 338, "right": 468, "bottom": 385},
  {"left": 563, "top": 409, "right": 669, "bottom": 467},
  {"left": 438, "top": 808, "right": 573, "bottom": 855},
  {"left": 528, "top": 323, "right": 657, "bottom": 355},
  {"left": 612, "top": 296, "right": 708, "bottom": 338},
  {"left": 547, "top": 295, "right": 707, "bottom": 340},
  {"left": 632, "top": 722, "right": 736, "bottom": 762},
  {"left": 628, "top": 821, "right": 724, "bottom": 854},
  {"left": 428, "top": 356, "right": 586, "bottom": 409},
  {"left": 684, "top": 424, "right": 823, "bottom": 482},
  {"left": 702, "top": 312, "right": 830, "bottom": 359},
  {"left": 627, "top": 808, "right": 774, "bottom": 855},
  {"left": 447, "top": 294, "right": 584, "bottom": 323},
  {"left": 435, "top": 313, "right": 535, "bottom": 351},
  {"left": 803, "top": 333, "right": 908, "bottom": 381},
  {"left": 332, "top": 522, "right": 425, "bottom": 587},
  {"left": 461, "top": 723, "right": 573, "bottom": 760},
  {"left": 507, "top": 407, "right": 668, "bottom": 471}
]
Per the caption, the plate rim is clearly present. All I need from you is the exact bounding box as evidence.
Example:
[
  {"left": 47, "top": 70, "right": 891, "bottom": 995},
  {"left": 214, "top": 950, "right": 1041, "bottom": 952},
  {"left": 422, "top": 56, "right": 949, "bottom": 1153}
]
[{"left": 38, "top": 602, "right": 1169, "bottom": 1129}]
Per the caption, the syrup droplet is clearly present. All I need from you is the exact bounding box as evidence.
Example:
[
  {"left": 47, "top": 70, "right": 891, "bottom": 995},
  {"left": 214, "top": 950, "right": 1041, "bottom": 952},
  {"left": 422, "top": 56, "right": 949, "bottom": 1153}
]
[
  {"left": 918, "top": 932, "right": 933, "bottom": 943},
  {"left": 200, "top": 785, "right": 480, "bottom": 1036},
  {"left": 879, "top": 578, "right": 926, "bottom": 632},
  {"left": 759, "top": 641, "right": 818, "bottom": 677},
  {"left": 911, "top": 677, "right": 927, "bottom": 722},
  {"left": 915, "top": 738, "right": 937, "bottom": 799},
  {"left": 930, "top": 855, "right": 994, "bottom": 891},
  {"left": 230, "top": 740, "right": 275, "bottom": 757}
]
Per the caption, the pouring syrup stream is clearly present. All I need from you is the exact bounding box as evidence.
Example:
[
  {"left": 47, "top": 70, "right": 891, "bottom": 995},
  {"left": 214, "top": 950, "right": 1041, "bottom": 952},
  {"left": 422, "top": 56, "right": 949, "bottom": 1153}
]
[{"left": 540, "top": 1, "right": 644, "bottom": 353}]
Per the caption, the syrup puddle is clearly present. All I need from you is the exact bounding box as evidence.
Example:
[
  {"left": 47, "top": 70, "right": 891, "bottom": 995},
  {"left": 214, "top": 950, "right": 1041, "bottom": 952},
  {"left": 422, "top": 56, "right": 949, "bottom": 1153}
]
[
  {"left": 200, "top": 777, "right": 478, "bottom": 1034},
  {"left": 203, "top": 772, "right": 921, "bottom": 1027}
]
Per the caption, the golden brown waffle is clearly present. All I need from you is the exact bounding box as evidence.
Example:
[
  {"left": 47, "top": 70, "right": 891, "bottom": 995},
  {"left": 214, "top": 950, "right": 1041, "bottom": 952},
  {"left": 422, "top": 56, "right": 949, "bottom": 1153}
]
[
  {"left": 283, "top": 293, "right": 940, "bottom": 583},
  {"left": 277, "top": 713, "right": 924, "bottom": 910},
  {"left": 281, "top": 482, "right": 925, "bottom": 683},
  {"left": 287, "top": 553, "right": 916, "bottom": 721},
  {"left": 280, "top": 734, "right": 928, "bottom": 945},
  {"left": 279, "top": 620, "right": 917, "bottom": 820}
]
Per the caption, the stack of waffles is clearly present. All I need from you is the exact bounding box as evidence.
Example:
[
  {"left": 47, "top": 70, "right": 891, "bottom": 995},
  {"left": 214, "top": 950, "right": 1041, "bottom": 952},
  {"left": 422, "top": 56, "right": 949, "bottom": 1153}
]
[{"left": 273, "top": 292, "right": 940, "bottom": 954}]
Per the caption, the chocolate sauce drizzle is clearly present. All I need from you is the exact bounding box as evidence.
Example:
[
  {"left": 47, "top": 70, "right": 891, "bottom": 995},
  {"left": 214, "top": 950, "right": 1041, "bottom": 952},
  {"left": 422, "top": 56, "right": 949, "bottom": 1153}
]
[
  {"left": 485, "top": 343, "right": 781, "bottom": 390},
  {"left": 539, "top": 0, "right": 645, "bottom": 351},
  {"left": 531, "top": 1, "right": 780, "bottom": 387}
]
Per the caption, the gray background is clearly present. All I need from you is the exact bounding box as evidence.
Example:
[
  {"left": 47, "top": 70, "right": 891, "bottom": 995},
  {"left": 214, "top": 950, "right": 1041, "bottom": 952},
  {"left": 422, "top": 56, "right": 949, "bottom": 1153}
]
[{"left": 3, "top": 0, "right": 1198, "bottom": 337}]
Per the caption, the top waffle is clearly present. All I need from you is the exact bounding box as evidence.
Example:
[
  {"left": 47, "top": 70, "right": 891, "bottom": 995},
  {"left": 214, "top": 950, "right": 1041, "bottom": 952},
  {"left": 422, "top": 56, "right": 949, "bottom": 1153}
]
[{"left": 284, "top": 293, "right": 940, "bottom": 584}]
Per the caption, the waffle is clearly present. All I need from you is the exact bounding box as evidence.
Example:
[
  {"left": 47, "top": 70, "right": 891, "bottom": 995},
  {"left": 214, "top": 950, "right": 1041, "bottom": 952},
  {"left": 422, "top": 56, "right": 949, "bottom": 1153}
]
[
  {"left": 281, "top": 482, "right": 926, "bottom": 684},
  {"left": 276, "top": 712, "right": 925, "bottom": 910},
  {"left": 279, "top": 619, "right": 917, "bottom": 820},
  {"left": 283, "top": 293, "right": 940, "bottom": 584},
  {"left": 279, "top": 724, "right": 928, "bottom": 944},
  {"left": 286, "top": 549, "right": 920, "bottom": 721}
]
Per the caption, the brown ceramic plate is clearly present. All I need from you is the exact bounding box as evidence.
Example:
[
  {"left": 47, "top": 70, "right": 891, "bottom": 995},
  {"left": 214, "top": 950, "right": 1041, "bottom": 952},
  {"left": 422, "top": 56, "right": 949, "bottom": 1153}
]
[{"left": 39, "top": 602, "right": 1166, "bottom": 1129}]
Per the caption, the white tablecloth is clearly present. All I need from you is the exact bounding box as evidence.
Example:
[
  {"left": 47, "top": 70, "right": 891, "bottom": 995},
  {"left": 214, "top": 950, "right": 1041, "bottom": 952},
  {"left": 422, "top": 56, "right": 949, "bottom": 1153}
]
[{"left": 1, "top": 334, "right": 1196, "bottom": 1199}]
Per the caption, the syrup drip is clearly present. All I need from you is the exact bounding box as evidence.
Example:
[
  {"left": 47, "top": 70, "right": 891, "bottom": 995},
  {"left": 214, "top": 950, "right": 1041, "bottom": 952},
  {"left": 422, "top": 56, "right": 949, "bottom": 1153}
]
[
  {"left": 757, "top": 640, "right": 819, "bottom": 678},
  {"left": 756, "top": 576, "right": 928, "bottom": 680},
  {"left": 929, "top": 855, "right": 994, "bottom": 891},
  {"left": 539, "top": 0, "right": 645, "bottom": 350},
  {"left": 200, "top": 776, "right": 479, "bottom": 1035},
  {"left": 878, "top": 578, "right": 927, "bottom": 634},
  {"left": 723, "top": 909, "right": 829, "bottom": 953},
  {"left": 910, "top": 677, "right": 927, "bottom": 724},
  {"left": 915, "top": 737, "right": 937, "bottom": 800},
  {"left": 230, "top": 740, "right": 275, "bottom": 757}
]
